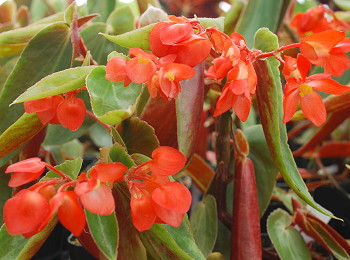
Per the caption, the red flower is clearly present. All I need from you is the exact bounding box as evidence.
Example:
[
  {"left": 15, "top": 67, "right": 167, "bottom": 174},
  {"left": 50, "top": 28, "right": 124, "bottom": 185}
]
[
  {"left": 24, "top": 91, "right": 86, "bottom": 131},
  {"left": 125, "top": 146, "right": 190, "bottom": 231},
  {"left": 213, "top": 59, "right": 257, "bottom": 121},
  {"left": 4, "top": 189, "right": 49, "bottom": 236},
  {"left": 126, "top": 48, "right": 157, "bottom": 84},
  {"left": 283, "top": 54, "right": 350, "bottom": 126},
  {"left": 5, "top": 157, "right": 46, "bottom": 187},
  {"left": 290, "top": 5, "right": 349, "bottom": 37},
  {"left": 74, "top": 163, "right": 128, "bottom": 215},
  {"left": 24, "top": 95, "right": 63, "bottom": 125},
  {"left": 300, "top": 30, "right": 350, "bottom": 76},
  {"left": 150, "top": 17, "right": 212, "bottom": 67},
  {"left": 105, "top": 56, "right": 131, "bottom": 87}
]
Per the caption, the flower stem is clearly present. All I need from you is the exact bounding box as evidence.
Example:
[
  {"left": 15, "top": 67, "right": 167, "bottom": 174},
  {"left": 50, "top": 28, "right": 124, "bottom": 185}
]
[
  {"left": 44, "top": 163, "right": 69, "bottom": 180},
  {"left": 86, "top": 111, "right": 111, "bottom": 132},
  {"left": 256, "top": 43, "right": 301, "bottom": 59}
]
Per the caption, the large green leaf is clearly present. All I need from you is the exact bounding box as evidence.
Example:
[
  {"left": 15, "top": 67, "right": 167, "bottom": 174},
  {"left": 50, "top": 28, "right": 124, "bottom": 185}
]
[
  {"left": 85, "top": 210, "right": 119, "bottom": 260},
  {"left": 267, "top": 209, "right": 312, "bottom": 260},
  {"left": 165, "top": 216, "right": 206, "bottom": 260},
  {"left": 139, "top": 224, "right": 195, "bottom": 260},
  {"left": 0, "top": 24, "right": 48, "bottom": 45},
  {"left": 101, "top": 23, "right": 155, "bottom": 50},
  {"left": 44, "top": 157, "right": 83, "bottom": 180},
  {"left": 86, "top": 66, "right": 142, "bottom": 125},
  {"left": 113, "top": 183, "right": 147, "bottom": 260},
  {"left": 176, "top": 63, "right": 204, "bottom": 158},
  {"left": 0, "top": 217, "right": 58, "bottom": 259},
  {"left": 235, "top": 0, "right": 283, "bottom": 47},
  {"left": 253, "top": 29, "right": 336, "bottom": 219},
  {"left": 87, "top": 0, "right": 116, "bottom": 22},
  {"left": 189, "top": 195, "right": 218, "bottom": 257},
  {"left": 13, "top": 66, "right": 97, "bottom": 103},
  {"left": 116, "top": 117, "right": 159, "bottom": 158},
  {"left": 109, "top": 143, "right": 135, "bottom": 168},
  {"left": 0, "top": 113, "right": 44, "bottom": 158},
  {"left": 0, "top": 22, "right": 72, "bottom": 134},
  {"left": 244, "top": 125, "right": 278, "bottom": 216}
]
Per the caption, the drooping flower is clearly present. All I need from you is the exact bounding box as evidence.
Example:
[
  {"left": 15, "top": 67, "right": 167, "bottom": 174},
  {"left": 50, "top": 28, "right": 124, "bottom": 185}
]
[
  {"left": 300, "top": 30, "right": 350, "bottom": 76},
  {"left": 283, "top": 54, "right": 350, "bottom": 126},
  {"left": 126, "top": 48, "right": 157, "bottom": 84},
  {"left": 57, "top": 96, "right": 86, "bottom": 131},
  {"left": 5, "top": 157, "right": 46, "bottom": 187},
  {"left": 105, "top": 56, "right": 131, "bottom": 87}
]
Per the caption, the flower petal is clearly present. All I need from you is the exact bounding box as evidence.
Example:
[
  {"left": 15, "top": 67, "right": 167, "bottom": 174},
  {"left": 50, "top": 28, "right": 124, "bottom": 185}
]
[
  {"left": 308, "top": 78, "right": 350, "bottom": 95},
  {"left": 130, "top": 193, "right": 156, "bottom": 232},
  {"left": 149, "top": 146, "right": 187, "bottom": 176},
  {"left": 152, "top": 202, "right": 184, "bottom": 227},
  {"left": 300, "top": 91, "right": 326, "bottom": 126},
  {"left": 5, "top": 157, "right": 44, "bottom": 173},
  {"left": 90, "top": 163, "right": 128, "bottom": 182},
  {"left": 57, "top": 98, "right": 86, "bottom": 131},
  {"left": 152, "top": 182, "right": 191, "bottom": 213}
]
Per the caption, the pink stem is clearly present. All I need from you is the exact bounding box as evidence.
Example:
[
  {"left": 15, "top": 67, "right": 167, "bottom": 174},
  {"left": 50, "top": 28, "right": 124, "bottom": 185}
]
[
  {"left": 44, "top": 163, "right": 69, "bottom": 180},
  {"left": 86, "top": 111, "right": 111, "bottom": 132},
  {"left": 257, "top": 43, "right": 301, "bottom": 59}
]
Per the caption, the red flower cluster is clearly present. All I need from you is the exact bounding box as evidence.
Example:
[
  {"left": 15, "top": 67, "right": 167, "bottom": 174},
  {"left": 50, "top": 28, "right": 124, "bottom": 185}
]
[
  {"left": 24, "top": 90, "right": 86, "bottom": 131},
  {"left": 4, "top": 158, "right": 127, "bottom": 237},
  {"left": 125, "top": 146, "right": 191, "bottom": 231},
  {"left": 105, "top": 16, "right": 212, "bottom": 101},
  {"left": 207, "top": 30, "right": 257, "bottom": 121},
  {"left": 291, "top": 5, "right": 349, "bottom": 38},
  {"left": 4, "top": 146, "right": 190, "bottom": 237}
]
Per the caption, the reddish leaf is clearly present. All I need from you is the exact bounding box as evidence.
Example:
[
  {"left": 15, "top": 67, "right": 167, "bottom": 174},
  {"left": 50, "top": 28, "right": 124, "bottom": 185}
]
[
  {"left": 184, "top": 153, "right": 214, "bottom": 193},
  {"left": 306, "top": 180, "right": 331, "bottom": 191},
  {"left": 324, "top": 91, "right": 350, "bottom": 114},
  {"left": 293, "top": 107, "right": 350, "bottom": 156},
  {"left": 318, "top": 141, "right": 350, "bottom": 158}
]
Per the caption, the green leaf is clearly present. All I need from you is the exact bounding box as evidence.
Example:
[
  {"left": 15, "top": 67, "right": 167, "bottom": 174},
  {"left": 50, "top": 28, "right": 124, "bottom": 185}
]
[
  {"left": 224, "top": 0, "right": 245, "bottom": 35},
  {"left": 0, "top": 24, "right": 48, "bottom": 45},
  {"left": 165, "top": 216, "right": 206, "bottom": 260},
  {"left": 44, "top": 139, "right": 83, "bottom": 165},
  {"left": 189, "top": 195, "right": 218, "bottom": 257},
  {"left": 0, "top": 22, "right": 72, "bottom": 134},
  {"left": 0, "top": 113, "right": 44, "bottom": 158},
  {"left": 109, "top": 142, "right": 135, "bottom": 168},
  {"left": 253, "top": 28, "right": 279, "bottom": 52},
  {"left": 86, "top": 66, "right": 142, "bottom": 125},
  {"left": 140, "top": 224, "right": 195, "bottom": 260},
  {"left": 235, "top": 0, "right": 283, "bottom": 48},
  {"left": 197, "top": 17, "right": 225, "bottom": 32},
  {"left": 267, "top": 209, "right": 312, "bottom": 260},
  {"left": 106, "top": 6, "right": 135, "bottom": 35},
  {"left": 0, "top": 217, "right": 58, "bottom": 259},
  {"left": 245, "top": 125, "right": 278, "bottom": 216},
  {"left": 101, "top": 23, "right": 155, "bottom": 50},
  {"left": 44, "top": 157, "right": 83, "bottom": 180},
  {"left": 176, "top": 63, "right": 204, "bottom": 158},
  {"left": 85, "top": 210, "right": 118, "bottom": 260},
  {"left": 0, "top": 43, "right": 27, "bottom": 58},
  {"left": 81, "top": 23, "right": 126, "bottom": 65},
  {"left": 87, "top": 0, "right": 116, "bottom": 22},
  {"left": 139, "top": 5, "right": 169, "bottom": 27},
  {"left": 334, "top": 0, "right": 350, "bottom": 11},
  {"left": 13, "top": 66, "right": 97, "bottom": 103},
  {"left": 89, "top": 123, "right": 113, "bottom": 148},
  {"left": 113, "top": 183, "right": 147, "bottom": 260},
  {"left": 116, "top": 117, "right": 159, "bottom": 157},
  {"left": 0, "top": 169, "right": 12, "bottom": 224},
  {"left": 253, "top": 29, "right": 337, "bottom": 219}
]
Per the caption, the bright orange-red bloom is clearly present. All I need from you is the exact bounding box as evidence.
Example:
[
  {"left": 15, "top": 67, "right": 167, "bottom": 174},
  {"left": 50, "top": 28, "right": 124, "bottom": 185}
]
[
  {"left": 150, "top": 17, "right": 212, "bottom": 67},
  {"left": 105, "top": 56, "right": 131, "bottom": 87},
  {"left": 283, "top": 54, "right": 350, "bottom": 126},
  {"left": 5, "top": 157, "right": 46, "bottom": 187},
  {"left": 75, "top": 163, "right": 128, "bottom": 215},
  {"left": 4, "top": 189, "right": 49, "bottom": 236},
  {"left": 125, "top": 146, "right": 190, "bottom": 231},
  {"left": 291, "top": 5, "right": 349, "bottom": 38},
  {"left": 300, "top": 30, "right": 350, "bottom": 76},
  {"left": 126, "top": 48, "right": 157, "bottom": 84},
  {"left": 24, "top": 92, "right": 86, "bottom": 131},
  {"left": 213, "top": 59, "right": 257, "bottom": 121}
]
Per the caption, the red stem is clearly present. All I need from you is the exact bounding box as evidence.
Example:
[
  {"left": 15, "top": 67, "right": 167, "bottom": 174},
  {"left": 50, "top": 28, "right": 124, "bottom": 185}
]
[
  {"left": 86, "top": 111, "right": 111, "bottom": 132},
  {"left": 256, "top": 43, "right": 301, "bottom": 59},
  {"left": 44, "top": 163, "right": 69, "bottom": 180}
]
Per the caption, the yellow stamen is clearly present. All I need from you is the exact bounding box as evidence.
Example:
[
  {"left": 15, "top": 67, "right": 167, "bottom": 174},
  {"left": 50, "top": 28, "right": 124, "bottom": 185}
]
[
  {"left": 298, "top": 84, "right": 313, "bottom": 97},
  {"left": 138, "top": 57, "right": 150, "bottom": 64},
  {"left": 167, "top": 71, "right": 175, "bottom": 81}
]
